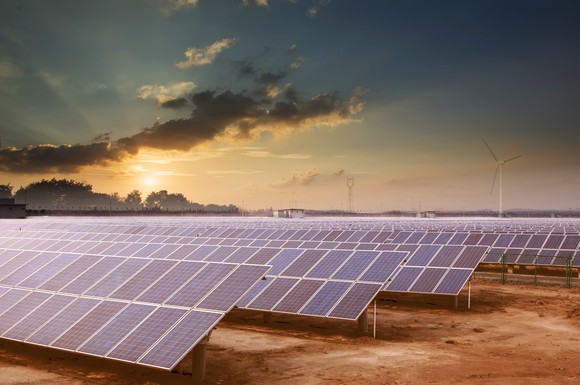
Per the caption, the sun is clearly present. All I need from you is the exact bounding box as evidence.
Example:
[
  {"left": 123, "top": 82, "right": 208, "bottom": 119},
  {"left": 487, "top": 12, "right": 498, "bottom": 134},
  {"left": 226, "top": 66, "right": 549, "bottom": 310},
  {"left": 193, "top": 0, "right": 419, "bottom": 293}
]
[{"left": 143, "top": 177, "right": 156, "bottom": 186}]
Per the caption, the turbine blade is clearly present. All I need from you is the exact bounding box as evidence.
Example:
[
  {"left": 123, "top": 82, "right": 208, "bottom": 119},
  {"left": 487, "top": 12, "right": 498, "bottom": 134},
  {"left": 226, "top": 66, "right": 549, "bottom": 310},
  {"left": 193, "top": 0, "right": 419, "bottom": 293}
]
[
  {"left": 503, "top": 155, "right": 522, "bottom": 163},
  {"left": 490, "top": 166, "right": 499, "bottom": 195},
  {"left": 481, "top": 138, "right": 499, "bottom": 162}
]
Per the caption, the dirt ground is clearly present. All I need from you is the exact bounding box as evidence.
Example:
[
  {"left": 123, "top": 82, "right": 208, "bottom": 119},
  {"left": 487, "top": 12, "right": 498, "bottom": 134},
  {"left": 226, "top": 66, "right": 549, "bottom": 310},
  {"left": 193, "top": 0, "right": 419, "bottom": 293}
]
[{"left": 1, "top": 278, "right": 579, "bottom": 385}]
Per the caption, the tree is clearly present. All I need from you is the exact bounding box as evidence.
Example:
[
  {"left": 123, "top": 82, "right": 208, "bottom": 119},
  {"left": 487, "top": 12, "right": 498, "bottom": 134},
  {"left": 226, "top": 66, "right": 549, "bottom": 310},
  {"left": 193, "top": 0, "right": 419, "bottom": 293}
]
[
  {"left": 125, "top": 190, "right": 142, "bottom": 209},
  {"left": 0, "top": 184, "right": 13, "bottom": 199},
  {"left": 14, "top": 178, "right": 93, "bottom": 208}
]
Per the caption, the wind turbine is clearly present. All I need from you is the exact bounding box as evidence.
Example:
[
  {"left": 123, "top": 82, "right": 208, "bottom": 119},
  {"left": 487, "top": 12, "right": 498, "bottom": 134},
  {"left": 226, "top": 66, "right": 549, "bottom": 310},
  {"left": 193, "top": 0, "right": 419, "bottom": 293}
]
[{"left": 482, "top": 138, "right": 522, "bottom": 217}]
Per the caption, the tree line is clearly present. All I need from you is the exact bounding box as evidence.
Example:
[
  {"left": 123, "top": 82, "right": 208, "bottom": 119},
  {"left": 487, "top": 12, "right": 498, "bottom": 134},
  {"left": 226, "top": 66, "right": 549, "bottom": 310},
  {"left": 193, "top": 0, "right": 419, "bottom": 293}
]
[{"left": 0, "top": 179, "right": 238, "bottom": 213}]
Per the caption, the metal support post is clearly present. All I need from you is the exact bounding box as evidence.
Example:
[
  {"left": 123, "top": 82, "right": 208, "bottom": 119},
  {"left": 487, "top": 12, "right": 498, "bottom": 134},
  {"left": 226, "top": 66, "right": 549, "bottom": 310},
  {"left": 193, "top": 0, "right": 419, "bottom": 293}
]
[
  {"left": 468, "top": 279, "right": 471, "bottom": 310},
  {"left": 373, "top": 300, "right": 377, "bottom": 339}
]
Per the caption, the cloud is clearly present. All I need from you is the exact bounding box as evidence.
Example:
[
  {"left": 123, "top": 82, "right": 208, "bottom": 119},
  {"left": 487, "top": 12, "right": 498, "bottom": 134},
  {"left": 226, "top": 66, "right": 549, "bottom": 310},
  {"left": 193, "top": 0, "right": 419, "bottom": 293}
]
[
  {"left": 0, "top": 142, "right": 129, "bottom": 174},
  {"left": 0, "top": 84, "right": 364, "bottom": 174},
  {"left": 157, "top": 0, "right": 198, "bottom": 12},
  {"left": 307, "top": 0, "right": 331, "bottom": 17},
  {"left": 207, "top": 169, "right": 264, "bottom": 175},
  {"left": 137, "top": 81, "right": 195, "bottom": 106},
  {"left": 0, "top": 58, "right": 22, "bottom": 80},
  {"left": 242, "top": 0, "right": 269, "bottom": 6},
  {"left": 244, "top": 150, "right": 312, "bottom": 160},
  {"left": 176, "top": 38, "right": 238, "bottom": 69},
  {"left": 270, "top": 168, "right": 319, "bottom": 188}
]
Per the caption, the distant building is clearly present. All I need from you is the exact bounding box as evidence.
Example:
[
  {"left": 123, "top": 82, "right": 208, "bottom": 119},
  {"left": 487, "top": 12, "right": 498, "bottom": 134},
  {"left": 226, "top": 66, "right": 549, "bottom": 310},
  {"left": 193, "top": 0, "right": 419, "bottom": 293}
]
[
  {"left": 0, "top": 198, "right": 27, "bottom": 218},
  {"left": 273, "top": 208, "right": 305, "bottom": 219}
]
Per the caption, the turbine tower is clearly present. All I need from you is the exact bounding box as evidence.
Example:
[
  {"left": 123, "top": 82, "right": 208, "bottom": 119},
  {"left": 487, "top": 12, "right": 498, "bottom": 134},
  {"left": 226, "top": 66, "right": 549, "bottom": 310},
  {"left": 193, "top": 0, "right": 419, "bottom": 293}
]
[
  {"left": 482, "top": 138, "right": 522, "bottom": 217},
  {"left": 346, "top": 175, "right": 354, "bottom": 213}
]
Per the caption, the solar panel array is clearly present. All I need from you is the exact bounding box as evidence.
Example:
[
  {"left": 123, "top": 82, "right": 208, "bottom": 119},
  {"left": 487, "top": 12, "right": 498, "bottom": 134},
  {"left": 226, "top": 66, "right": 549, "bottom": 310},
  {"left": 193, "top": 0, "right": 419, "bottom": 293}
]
[
  {"left": 2, "top": 216, "right": 577, "bottom": 372},
  {"left": 0, "top": 234, "right": 269, "bottom": 370}
]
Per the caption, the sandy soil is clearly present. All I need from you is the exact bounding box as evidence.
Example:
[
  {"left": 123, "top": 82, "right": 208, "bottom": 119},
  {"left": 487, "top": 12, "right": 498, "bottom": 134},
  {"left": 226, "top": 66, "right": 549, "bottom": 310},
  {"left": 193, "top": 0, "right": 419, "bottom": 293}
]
[{"left": 1, "top": 278, "right": 579, "bottom": 385}]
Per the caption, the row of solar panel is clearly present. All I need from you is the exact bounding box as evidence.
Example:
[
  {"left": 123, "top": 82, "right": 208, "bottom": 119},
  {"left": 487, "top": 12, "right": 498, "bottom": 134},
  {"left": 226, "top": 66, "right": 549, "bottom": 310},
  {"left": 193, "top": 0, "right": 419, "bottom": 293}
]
[
  {"left": 17, "top": 218, "right": 580, "bottom": 234},
  {"left": 6, "top": 223, "right": 580, "bottom": 252},
  {"left": 0, "top": 250, "right": 268, "bottom": 312},
  {"left": 4, "top": 228, "right": 579, "bottom": 261},
  {"left": 0, "top": 286, "right": 222, "bottom": 370}
]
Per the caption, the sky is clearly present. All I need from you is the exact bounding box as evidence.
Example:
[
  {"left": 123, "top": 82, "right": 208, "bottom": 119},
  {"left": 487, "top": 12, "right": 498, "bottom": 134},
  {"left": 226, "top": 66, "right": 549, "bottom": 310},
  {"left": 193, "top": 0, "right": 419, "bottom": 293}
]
[{"left": 0, "top": 0, "right": 579, "bottom": 211}]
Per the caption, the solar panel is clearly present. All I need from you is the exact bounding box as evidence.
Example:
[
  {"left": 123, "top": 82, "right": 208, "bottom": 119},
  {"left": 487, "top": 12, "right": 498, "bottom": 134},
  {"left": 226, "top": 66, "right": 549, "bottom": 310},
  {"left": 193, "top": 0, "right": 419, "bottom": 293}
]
[
  {"left": 245, "top": 277, "right": 299, "bottom": 311},
  {"left": 272, "top": 279, "right": 325, "bottom": 314},
  {"left": 433, "top": 269, "right": 473, "bottom": 295},
  {"left": 26, "top": 297, "right": 101, "bottom": 346},
  {"left": 137, "top": 310, "right": 223, "bottom": 370},
  {"left": 327, "top": 283, "right": 382, "bottom": 320},
  {"left": 107, "top": 307, "right": 186, "bottom": 363},
  {"left": 299, "top": 281, "right": 351, "bottom": 317},
  {"left": 78, "top": 303, "right": 157, "bottom": 357},
  {"left": 51, "top": 301, "right": 127, "bottom": 351}
]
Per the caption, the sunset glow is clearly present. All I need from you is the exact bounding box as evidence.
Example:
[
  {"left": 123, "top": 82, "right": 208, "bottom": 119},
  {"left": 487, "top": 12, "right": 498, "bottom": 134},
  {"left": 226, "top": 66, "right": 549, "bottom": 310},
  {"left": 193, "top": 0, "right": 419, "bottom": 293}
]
[{"left": 0, "top": 1, "right": 578, "bottom": 211}]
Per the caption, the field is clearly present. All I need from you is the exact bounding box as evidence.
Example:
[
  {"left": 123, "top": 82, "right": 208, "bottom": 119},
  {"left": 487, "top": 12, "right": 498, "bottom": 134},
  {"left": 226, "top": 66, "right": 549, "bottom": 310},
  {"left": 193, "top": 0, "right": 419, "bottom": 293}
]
[{"left": 1, "top": 278, "right": 579, "bottom": 385}]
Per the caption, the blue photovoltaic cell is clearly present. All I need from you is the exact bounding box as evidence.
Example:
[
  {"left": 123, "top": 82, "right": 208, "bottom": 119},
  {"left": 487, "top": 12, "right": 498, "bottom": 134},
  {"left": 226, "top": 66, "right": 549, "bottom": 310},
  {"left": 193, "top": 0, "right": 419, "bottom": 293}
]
[
  {"left": 148, "top": 244, "right": 182, "bottom": 259},
  {"left": 405, "top": 231, "right": 426, "bottom": 244},
  {"left": 463, "top": 233, "right": 483, "bottom": 245},
  {"left": 358, "top": 251, "right": 407, "bottom": 283},
  {"left": 204, "top": 246, "right": 237, "bottom": 262},
  {"left": 433, "top": 232, "right": 453, "bottom": 245},
  {"left": 78, "top": 303, "right": 156, "bottom": 356},
  {"left": 0, "top": 289, "right": 36, "bottom": 317},
  {"left": 280, "top": 249, "right": 328, "bottom": 277},
  {"left": 267, "top": 249, "right": 303, "bottom": 275},
  {"left": 184, "top": 245, "right": 218, "bottom": 261},
  {"left": 0, "top": 251, "right": 40, "bottom": 281},
  {"left": 109, "top": 259, "right": 178, "bottom": 301},
  {"left": 448, "top": 233, "right": 469, "bottom": 245},
  {"left": 17, "top": 253, "right": 80, "bottom": 289},
  {"left": 409, "top": 268, "right": 446, "bottom": 293},
  {"left": 562, "top": 235, "right": 580, "bottom": 250},
  {"left": 0, "top": 250, "right": 20, "bottom": 268},
  {"left": 479, "top": 233, "right": 499, "bottom": 246},
  {"left": 305, "top": 250, "right": 351, "bottom": 279},
  {"left": 223, "top": 247, "right": 257, "bottom": 263},
  {"left": 246, "top": 277, "right": 299, "bottom": 311},
  {"left": 3, "top": 295, "right": 76, "bottom": 341},
  {"left": 434, "top": 269, "right": 473, "bottom": 295},
  {"left": 39, "top": 255, "right": 102, "bottom": 292},
  {"left": 483, "top": 248, "right": 505, "bottom": 263},
  {"left": 384, "top": 267, "right": 423, "bottom": 291},
  {"left": 51, "top": 301, "right": 127, "bottom": 351},
  {"left": 83, "top": 258, "right": 149, "bottom": 298},
  {"left": 331, "top": 251, "right": 378, "bottom": 280},
  {"left": 453, "top": 246, "right": 486, "bottom": 269},
  {"left": 236, "top": 277, "right": 272, "bottom": 308},
  {"left": 505, "top": 248, "right": 522, "bottom": 263},
  {"left": 107, "top": 307, "right": 186, "bottom": 363},
  {"left": 419, "top": 232, "right": 439, "bottom": 244},
  {"left": 245, "top": 248, "right": 281, "bottom": 265},
  {"left": 0, "top": 252, "right": 59, "bottom": 286},
  {"left": 526, "top": 234, "right": 547, "bottom": 249},
  {"left": 165, "top": 263, "right": 236, "bottom": 307},
  {"left": 510, "top": 234, "right": 531, "bottom": 248},
  {"left": 406, "top": 245, "right": 440, "bottom": 267},
  {"left": 391, "top": 231, "right": 411, "bottom": 243},
  {"left": 0, "top": 291, "right": 52, "bottom": 335},
  {"left": 272, "top": 279, "right": 324, "bottom": 314},
  {"left": 327, "top": 283, "right": 381, "bottom": 320},
  {"left": 138, "top": 310, "right": 223, "bottom": 369},
  {"left": 428, "top": 245, "right": 462, "bottom": 267},
  {"left": 299, "top": 281, "right": 351, "bottom": 317},
  {"left": 131, "top": 243, "right": 164, "bottom": 258},
  {"left": 136, "top": 261, "right": 206, "bottom": 304},
  {"left": 166, "top": 245, "right": 199, "bottom": 260},
  {"left": 60, "top": 257, "right": 125, "bottom": 295},
  {"left": 26, "top": 297, "right": 100, "bottom": 346},
  {"left": 494, "top": 234, "right": 515, "bottom": 247},
  {"left": 197, "top": 264, "right": 269, "bottom": 312}
]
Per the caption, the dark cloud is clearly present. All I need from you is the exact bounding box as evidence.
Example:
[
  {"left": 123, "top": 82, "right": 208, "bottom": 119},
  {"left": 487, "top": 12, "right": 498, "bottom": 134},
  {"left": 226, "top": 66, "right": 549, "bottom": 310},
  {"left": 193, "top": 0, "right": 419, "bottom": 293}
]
[
  {"left": 160, "top": 97, "right": 189, "bottom": 110},
  {"left": 0, "top": 142, "right": 129, "bottom": 173},
  {"left": 0, "top": 83, "right": 364, "bottom": 174}
]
